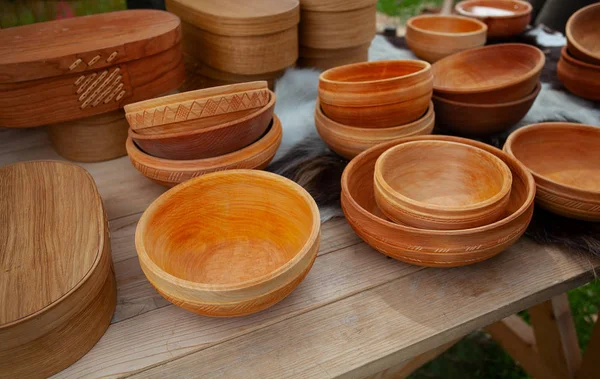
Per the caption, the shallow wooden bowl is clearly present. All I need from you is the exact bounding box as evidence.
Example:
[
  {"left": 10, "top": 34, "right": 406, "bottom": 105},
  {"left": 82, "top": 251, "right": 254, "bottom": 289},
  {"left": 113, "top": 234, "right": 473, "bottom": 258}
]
[
  {"left": 455, "top": 0, "right": 532, "bottom": 38},
  {"left": 127, "top": 115, "right": 282, "bottom": 187},
  {"left": 557, "top": 47, "right": 600, "bottom": 101},
  {"left": 128, "top": 90, "right": 275, "bottom": 160},
  {"left": 135, "top": 169, "right": 321, "bottom": 317},
  {"left": 504, "top": 122, "right": 600, "bottom": 221},
  {"left": 566, "top": 2, "right": 600, "bottom": 65},
  {"left": 298, "top": 43, "right": 370, "bottom": 70},
  {"left": 0, "top": 161, "right": 115, "bottom": 377},
  {"left": 406, "top": 15, "right": 487, "bottom": 63},
  {"left": 374, "top": 140, "right": 512, "bottom": 230},
  {"left": 432, "top": 81, "right": 540, "bottom": 136},
  {"left": 341, "top": 135, "right": 535, "bottom": 267},
  {"left": 315, "top": 100, "right": 434, "bottom": 159},
  {"left": 432, "top": 43, "right": 544, "bottom": 104}
]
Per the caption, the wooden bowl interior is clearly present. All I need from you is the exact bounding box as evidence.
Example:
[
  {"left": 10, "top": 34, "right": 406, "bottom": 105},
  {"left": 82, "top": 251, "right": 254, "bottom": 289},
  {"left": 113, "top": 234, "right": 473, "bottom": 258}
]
[
  {"left": 141, "top": 173, "right": 316, "bottom": 285},
  {"left": 321, "top": 61, "right": 427, "bottom": 83},
  {"left": 457, "top": 0, "right": 531, "bottom": 17},
  {"left": 568, "top": 4, "right": 600, "bottom": 57},
  {"left": 409, "top": 16, "right": 485, "bottom": 34}
]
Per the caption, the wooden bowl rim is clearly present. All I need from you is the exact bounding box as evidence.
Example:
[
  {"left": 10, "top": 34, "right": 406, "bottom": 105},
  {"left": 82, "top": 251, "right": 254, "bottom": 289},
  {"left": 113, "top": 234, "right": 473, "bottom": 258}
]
[
  {"left": 341, "top": 135, "right": 535, "bottom": 236},
  {"left": 432, "top": 43, "right": 545, "bottom": 94},
  {"left": 566, "top": 2, "right": 600, "bottom": 62},
  {"left": 0, "top": 160, "right": 106, "bottom": 329},
  {"left": 455, "top": 0, "right": 532, "bottom": 19},
  {"left": 407, "top": 14, "right": 487, "bottom": 36},
  {"left": 504, "top": 122, "right": 600, "bottom": 196},
  {"left": 560, "top": 46, "right": 600, "bottom": 70},
  {"left": 135, "top": 169, "right": 321, "bottom": 291},
  {"left": 432, "top": 81, "right": 541, "bottom": 107},
  {"left": 374, "top": 140, "right": 513, "bottom": 212},
  {"left": 319, "top": 59, "right": 431, "bottom": 86}
]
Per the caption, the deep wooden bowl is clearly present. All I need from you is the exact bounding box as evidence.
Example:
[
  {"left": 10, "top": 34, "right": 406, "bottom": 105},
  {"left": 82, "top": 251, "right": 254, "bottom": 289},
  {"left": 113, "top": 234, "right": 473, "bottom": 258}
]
[
  {"left": 557, "top": 47, "right": 600, "bottom": 101},
  {"left": 315, "top": 100, "right": 434, "bottom": 159},
  {"left": 341, "top": 135, "right": 535, "bottom": 267},
  {"left": 432, "top": 43, "right": 544, "bottom": 104},
  {"left": 455, "top": 0, "right": 532, "bottom": 38},
  {"left": 0, "top": 161, "right": 115, "bottom": 377},
  {"left": 566, "top": 2, "right": 600, "bottom": 65},
  {"left": 128, "top": 90, "right": 275, "bottom": 160},
  {"left": 504, "top": 122, "right": 600, "bottom": 221},
  {"left": 374, "top": 140, "right": 512, "bottom": 230},
  {"left": 319, "top": 60, "right": 433, "bottom": 128},
  {"left": 127, "top": 115, "right": 282, "bottom": 187},
  {"left": 135, "top": 169, "right": 321, "bottom": 317},
  {"left": 406, "top": 15, "right": 487, "bottom": 63},
  {"left": 432, "top": 81, "right": 541, "bottom": 136},
  {"left": 298, "top": 43, "right": 370, "bottom": 71}
]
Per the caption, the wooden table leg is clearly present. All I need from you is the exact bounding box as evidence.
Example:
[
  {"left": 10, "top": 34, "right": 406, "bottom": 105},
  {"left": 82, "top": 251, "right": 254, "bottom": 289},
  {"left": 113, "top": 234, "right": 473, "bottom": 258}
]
[{"left": 577, "top": 312, "right": 600, "bottom": 379}]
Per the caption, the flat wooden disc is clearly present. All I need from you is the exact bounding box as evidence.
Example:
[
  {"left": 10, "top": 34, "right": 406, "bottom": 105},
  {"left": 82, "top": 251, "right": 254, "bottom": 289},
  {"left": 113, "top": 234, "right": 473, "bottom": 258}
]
[
  {"left": 166, "top": 0, "right": 299, "bottom": 36},
  {"left": 0, "top": 161, "right": 104, "bottom": 326}
]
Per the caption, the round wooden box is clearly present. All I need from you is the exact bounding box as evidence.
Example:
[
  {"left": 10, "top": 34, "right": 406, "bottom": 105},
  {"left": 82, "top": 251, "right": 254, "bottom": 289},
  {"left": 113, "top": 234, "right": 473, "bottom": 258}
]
[
  {"left": 167, "top": 0, "right": 299, "bottom": 76},
  {"left": 0, "top": 161, "right": 115, "bottom": 378}
]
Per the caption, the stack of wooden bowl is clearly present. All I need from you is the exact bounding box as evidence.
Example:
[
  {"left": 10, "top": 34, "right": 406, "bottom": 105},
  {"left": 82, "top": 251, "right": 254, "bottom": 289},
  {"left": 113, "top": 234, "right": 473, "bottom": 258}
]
[
  {"left": 166, "top": 0, "right": 299, "bottom": 90},
  {"left": 341, "top": 135, "right": 536, "bottom": 267},
  {"left": 559, "top": 3, "right": 600, "bottom": 101},
  {"left": 432, "top": 43, "right": 545, "bottom": 136},
  {"left": 124, "top": 81, "right": 282, "bottom": 187},
  {"left": 316, "top": 60, "right": 435, "bottom": 159},
  {"left": 297, "top": 0, "right": 377, "bottom": 70}
]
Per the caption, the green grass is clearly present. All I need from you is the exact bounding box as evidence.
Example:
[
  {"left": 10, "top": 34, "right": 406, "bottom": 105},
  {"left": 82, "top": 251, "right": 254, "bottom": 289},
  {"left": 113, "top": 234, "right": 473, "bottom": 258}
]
[{"left": 377, "top": 0, "right": 447, "bottom": 20}]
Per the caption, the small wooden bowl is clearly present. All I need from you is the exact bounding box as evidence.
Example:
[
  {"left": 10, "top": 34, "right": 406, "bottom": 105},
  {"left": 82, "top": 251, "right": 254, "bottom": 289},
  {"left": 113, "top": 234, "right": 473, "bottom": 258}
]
[
  {"left": 124, "top": 81, "right": 270, "bottom": 135},
  {"left": 557, "top": 47, "right": 600, "bottom": 101},
  {"left": 315, "top": 100, "right": 435, "bottom": 159},
  {"left": 127, "top": 115, "right": 282, "bottom": 187},
  {"left": 432, "top": 43, "right": 544, "bottom": 104},
  {"left": 566, "top": 2, "right": 600, "bottom": 65},
  {"left": 341, "top": 135, "right": 535, "bottom": 267},
  {"left": 504, "top": 122, "right": 600, "bottom": 221},
  {"left": 374, "top": 140, "right": 512, "bottom": 230},
  {"left": 135, "top": 169, "right": 321, "bottom": 317},
  {"left": 128, "top": 91, "right": 275, "bottom": 160},
  {"left": 406, "top": 15, "right": 487, "bottom": 63},
  {"left": 455, "top": 0, "right": 532, "bottom": 38},
  {"left": 432, "top": 81, "right": 541, "bottom": 136},
  {"left": 298, "top": 43, "right": 370, "bottom": 71}
]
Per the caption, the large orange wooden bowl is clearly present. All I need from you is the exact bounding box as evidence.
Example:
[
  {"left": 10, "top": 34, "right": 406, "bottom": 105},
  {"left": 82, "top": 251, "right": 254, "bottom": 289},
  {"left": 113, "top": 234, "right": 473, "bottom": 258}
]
[
  {"left": 566, "top": 2, "right": 600, "bottom": 65},
  {"left": 341, "top": 135, "right": 535, "bottom": 267},
  {"left": 135, "top": 170, "right": 321, "bottom": 317},
  {"left": 455, "top": 0, "right": 532, "bottom": 38},
  {"left": 557, "top": 47, "right": 600, "bottom": 101}
]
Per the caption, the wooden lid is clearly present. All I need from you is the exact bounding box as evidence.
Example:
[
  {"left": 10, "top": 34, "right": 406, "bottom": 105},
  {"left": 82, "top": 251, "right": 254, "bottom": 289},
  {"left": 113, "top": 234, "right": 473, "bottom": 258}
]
[
  {"left": 166, "top": 0, "right": 299, "bottom": 37},
  {"left": 0, "top": 161, "right": 105, "bottom": 326},
  {"left": 0, "top": 10, "right": 181, "bottom": 83}
]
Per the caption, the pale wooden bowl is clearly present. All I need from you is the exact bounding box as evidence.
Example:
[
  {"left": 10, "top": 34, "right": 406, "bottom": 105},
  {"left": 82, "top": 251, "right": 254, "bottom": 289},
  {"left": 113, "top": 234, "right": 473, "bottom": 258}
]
[
  {"left": 298, "top": 43, "right": 370, "bottom": 71},
  {"left": 135, "top": 169, "right": 321, "bottom": 317},
  {"left": 432, "top": 81, "right": 541, "bottom": 136},
  {"left": 374, "top": 140, "right": 512, "bottom": 230},
  {"left": 432, "top": 43, "right": 544, "bottom": 104},
  {"left": 455, "top": 0, "right": 532, "bottom": 38},
  {"left": 300, "top": 0, "right": 376, "bottom": 12},
  {"left": 315, "top": 99, "right": 434, "bottom": 159},
  {"left": 557, "top": 47, "right": 600, "bottom": 101},
  {"left": 406, "top": 15, "right": 487, "bottom": 63},
  {"left": 566, "top": 2, "right": 600, "bottom": 65},
  {"left": 319, "top": 60, "right": 433, "bottom": 128},
  {"left": 126, "top": 115, "right": 282, "bottom": 187},
  {"left": 341, "top": 135, "right": 535, "bottom": 267},
  {"left": 128, "top": 90, "right": 275, "bottom": 160},
  {"left": 504, "top": 122, "right": 600, "bottom": 221}
]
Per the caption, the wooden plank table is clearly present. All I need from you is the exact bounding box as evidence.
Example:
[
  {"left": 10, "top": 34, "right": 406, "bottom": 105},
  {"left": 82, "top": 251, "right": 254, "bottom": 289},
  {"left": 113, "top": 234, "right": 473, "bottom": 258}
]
[{"left": 2, "top": 126, "right": 599, "bottom": 378}]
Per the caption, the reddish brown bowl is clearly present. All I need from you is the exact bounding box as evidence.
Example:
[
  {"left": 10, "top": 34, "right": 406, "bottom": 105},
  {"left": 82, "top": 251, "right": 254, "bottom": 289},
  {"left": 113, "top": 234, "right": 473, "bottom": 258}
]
[
  {"left": 557, "top": 47, "right": 600, "bottom": 101},
  {"left": 456, "top": 0, "right": 532, "bottom": 38},
  {"left": 566, "top": 2, "right": 600, "bottom": 65}
]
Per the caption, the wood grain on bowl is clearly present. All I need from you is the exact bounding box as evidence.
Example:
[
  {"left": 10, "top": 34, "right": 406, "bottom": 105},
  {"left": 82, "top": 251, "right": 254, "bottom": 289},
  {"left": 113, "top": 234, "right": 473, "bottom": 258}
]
[
  {"left": 557, "top": 47, "right": 600, "bottom": 101},
  {"left": 300, "top": 0, "right": 377, "bottom": 12},
  {"left": 455, "top": 0, "right": 532, "bottom": 38},
  {"left": 298, "top": 43, "right": 370, "bottom": 70},
  {"left": 566, "top": 2, "right": 600, "bottom": 65}
]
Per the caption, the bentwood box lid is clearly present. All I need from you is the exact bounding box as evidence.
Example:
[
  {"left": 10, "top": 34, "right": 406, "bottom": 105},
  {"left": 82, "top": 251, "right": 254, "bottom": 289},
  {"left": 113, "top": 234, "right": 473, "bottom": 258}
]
[{"left": 166, "top": 0, "right": 299, "bottom": 37}]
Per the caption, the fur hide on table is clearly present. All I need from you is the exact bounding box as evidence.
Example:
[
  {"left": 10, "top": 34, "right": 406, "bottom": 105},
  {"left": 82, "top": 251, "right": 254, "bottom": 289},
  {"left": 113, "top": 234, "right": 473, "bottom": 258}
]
[{"left": 267, "top": 26, "right": 600, "bottom": 258}]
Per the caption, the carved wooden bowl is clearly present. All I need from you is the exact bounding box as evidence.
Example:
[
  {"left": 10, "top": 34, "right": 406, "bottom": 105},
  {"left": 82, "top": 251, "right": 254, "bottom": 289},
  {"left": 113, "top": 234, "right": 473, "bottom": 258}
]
[
  {"left": 504, "top": 122, "right": 600, "bottom": 221},
  {"left": 374, "top": 140, "right": 512, "bottom": 230},
  {"left": 455, "top": 0, "right": 532, "bottom": 38},
  {"left": 557, "top": 47, "right": 600, "bottom": 101},
  {"left": 128, "top": 90, "right": 275, "bottom": 160},
  {"left": 126, "top": 115, "right": 282, "bottom": 187},
  {"left": 135, "top": 169, "right": 321, "bottom": 317},
  {"left": 315, "top": 100, "right": 434, "bottom": 159},
  {"left": 432, "top": 43, "right": 544, "bottom": 104},
  {"left": 566, "top": 2, "right": 600, "bottom": 65},
  {"left": 319, "top": 60, "right": 433, "bottom": 128},
  {"left": 406, "top": 15, "right": 487, "bottom": 63},
  {"left": 341, "top": 135, "right": 535, "bottom": 267},
  {"left": 432, "top": 81, "right": 541, "bottom": 136}
]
